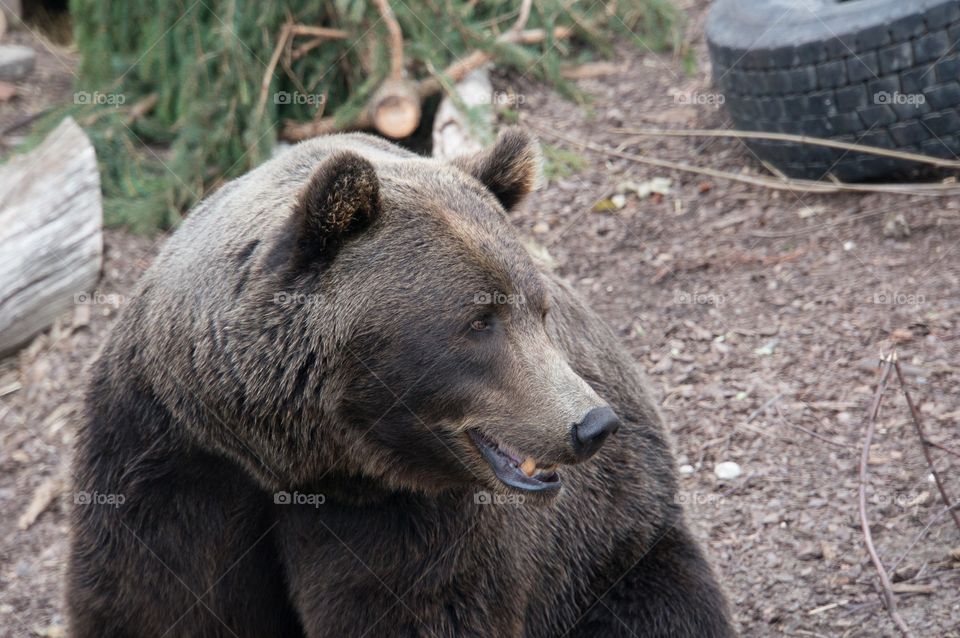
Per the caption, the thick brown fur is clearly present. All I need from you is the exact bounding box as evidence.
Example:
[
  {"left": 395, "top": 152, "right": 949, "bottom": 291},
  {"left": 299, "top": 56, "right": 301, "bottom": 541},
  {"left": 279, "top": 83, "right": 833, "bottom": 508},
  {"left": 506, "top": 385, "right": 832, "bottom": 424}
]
[{"left": 67, "top": 128, "right": 735, "bottom": 637}]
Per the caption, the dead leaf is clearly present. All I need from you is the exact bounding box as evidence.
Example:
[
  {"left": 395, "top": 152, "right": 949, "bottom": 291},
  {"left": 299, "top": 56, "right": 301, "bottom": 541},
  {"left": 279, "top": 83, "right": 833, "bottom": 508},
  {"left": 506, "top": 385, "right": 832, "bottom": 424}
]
[
  {"left": 18, "top": 476, "right": 64, "bottom": 530},
  {"left": 890, "top": 328, "right": 913, "bottom": 344},
  {"left": 592, "top": 198, "right": 619, "bottom": 212}
]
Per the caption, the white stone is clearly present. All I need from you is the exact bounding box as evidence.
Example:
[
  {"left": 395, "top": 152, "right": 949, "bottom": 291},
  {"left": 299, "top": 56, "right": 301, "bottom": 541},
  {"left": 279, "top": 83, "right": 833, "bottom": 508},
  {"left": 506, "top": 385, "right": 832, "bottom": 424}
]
[
  {"left": 714, "top": 461, "right": 741, "bottom": 480},
  {"left": 678, "top": 464, "right": 695, "bottom": 476}
]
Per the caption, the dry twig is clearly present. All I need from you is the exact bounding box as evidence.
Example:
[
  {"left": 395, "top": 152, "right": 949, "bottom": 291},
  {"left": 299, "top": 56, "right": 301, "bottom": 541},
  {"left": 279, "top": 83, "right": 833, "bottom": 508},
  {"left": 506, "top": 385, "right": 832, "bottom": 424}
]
[
  {"left": 890, "top": 503, "right": 960, "bottom": 574},
  {"left": 747, "top": 208, "right": 895, "bottom": 239},
  {"left": 373, "top": 0, "right": 404, "bottom": 80},
  {"left": 287, "top": 24, "right": 350, "bottom": 39},
  {"left": 533, "top": 127, "right": 960, "bottom": 197},
  {"left": 893, "top": 359, "right": 960, "bottom": 535},
  {"left": 926, "top": 440, "right": 960, "bottom": 459},
  {"left": 858, "top": 353, "right": 913, "bottom": 638},
  {"left": 609, "top": 126, "right": 960, "bottom": 170},
  {"left": 254, "top": 22, "right": 292, "bottom": 123}
]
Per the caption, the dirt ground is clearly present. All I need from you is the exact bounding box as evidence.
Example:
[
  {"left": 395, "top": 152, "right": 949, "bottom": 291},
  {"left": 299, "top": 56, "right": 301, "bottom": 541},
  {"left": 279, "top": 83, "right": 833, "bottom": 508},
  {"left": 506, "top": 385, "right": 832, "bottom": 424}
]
[{"left": 3, "top": 1, "right": 960, "bottom": 636}]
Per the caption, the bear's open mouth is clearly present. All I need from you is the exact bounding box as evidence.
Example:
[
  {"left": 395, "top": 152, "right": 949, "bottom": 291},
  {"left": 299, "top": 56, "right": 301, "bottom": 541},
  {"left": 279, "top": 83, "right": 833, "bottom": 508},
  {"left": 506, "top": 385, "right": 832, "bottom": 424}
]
[{"left": 467, "top": 429, "right": 561, "bottom": 493}]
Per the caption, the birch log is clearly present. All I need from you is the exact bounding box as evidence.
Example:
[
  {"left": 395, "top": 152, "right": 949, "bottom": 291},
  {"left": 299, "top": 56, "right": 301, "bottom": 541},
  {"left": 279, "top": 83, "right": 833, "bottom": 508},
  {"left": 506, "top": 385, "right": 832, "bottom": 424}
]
[
  {"left": 0, "top": 117, "right": 102, "bottom": 356},
  {"left": 432, "top": 67, "right": 494, "bottom": 161}
]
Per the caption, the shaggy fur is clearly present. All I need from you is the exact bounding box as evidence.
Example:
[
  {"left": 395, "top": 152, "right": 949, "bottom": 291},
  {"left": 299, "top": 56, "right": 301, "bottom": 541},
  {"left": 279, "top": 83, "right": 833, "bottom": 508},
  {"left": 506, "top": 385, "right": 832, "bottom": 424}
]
[{"left": 67, "top": 129, "right": 735, "bottom": 637}]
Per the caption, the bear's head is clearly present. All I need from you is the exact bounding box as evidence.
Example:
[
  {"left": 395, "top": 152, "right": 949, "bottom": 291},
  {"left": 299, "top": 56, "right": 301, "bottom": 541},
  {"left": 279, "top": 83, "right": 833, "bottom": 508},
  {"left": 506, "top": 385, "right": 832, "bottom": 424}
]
[{"left": 238, "top": 129, "right": 619, "bottom": 502}]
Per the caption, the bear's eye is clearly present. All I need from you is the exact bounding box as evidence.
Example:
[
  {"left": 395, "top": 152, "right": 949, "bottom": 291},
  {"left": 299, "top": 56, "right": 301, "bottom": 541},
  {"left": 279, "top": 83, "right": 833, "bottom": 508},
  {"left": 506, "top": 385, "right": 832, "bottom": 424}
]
[{"left": 470, "top": 318, "right": 490, "bottom": 332}]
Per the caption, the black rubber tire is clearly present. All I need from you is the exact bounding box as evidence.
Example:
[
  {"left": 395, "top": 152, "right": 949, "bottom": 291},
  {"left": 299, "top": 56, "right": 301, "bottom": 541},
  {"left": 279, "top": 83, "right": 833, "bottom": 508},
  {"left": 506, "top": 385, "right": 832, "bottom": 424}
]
[{"left": 706, "top": 0, "right": 960, "bottom": 181}]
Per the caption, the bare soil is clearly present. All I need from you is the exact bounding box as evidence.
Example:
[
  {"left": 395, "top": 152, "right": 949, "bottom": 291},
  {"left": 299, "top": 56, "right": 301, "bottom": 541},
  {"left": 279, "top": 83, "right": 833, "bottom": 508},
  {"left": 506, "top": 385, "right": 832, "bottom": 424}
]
[{"left": 3, "top": 1, "right": 960, "bottom": 636}]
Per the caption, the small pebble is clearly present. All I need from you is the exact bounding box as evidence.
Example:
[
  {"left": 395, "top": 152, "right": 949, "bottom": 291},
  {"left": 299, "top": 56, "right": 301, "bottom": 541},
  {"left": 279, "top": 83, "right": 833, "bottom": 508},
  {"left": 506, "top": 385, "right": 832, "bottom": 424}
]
[
  {"left": 714, "top": 461, "right": 741, "bottom": 480},
  {"left": 679, "top": 464, "right": 695, "bottom": 476}
]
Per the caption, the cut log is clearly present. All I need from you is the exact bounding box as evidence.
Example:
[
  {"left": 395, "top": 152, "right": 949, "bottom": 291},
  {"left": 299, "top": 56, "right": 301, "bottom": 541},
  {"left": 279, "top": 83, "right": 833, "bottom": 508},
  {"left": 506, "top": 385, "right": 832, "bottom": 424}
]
[
  {"left": 370, "top": 78, "right": 421, "bottom": 139},
  {"left": 0, "top": 117, "right": 103, "bottom": 357},
  {"left": 432, "top": 67, "right": 494, "bottom": 161}
]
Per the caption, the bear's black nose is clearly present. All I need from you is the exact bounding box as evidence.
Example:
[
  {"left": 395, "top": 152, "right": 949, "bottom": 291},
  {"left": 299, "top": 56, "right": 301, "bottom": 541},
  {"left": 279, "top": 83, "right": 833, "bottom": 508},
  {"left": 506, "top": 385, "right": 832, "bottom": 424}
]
[{"left": 572, "top": 406, "right": 620, "bottom": 460}]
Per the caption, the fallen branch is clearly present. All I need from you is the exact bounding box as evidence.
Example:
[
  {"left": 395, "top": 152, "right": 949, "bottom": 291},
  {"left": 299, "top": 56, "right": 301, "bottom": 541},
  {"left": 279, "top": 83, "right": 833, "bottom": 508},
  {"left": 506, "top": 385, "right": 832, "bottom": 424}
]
[
  {"left": 368, "top": 0, "right": 420, "bottom": 138},
  {"left": 778, "top": 419, "right": 854, "bottom": 450},
  {"left": 287, "top": 24, "right": 350, "bottom": 39},
  {"left": 281, "top": 3, "right": 575, "bottom": 141},
  {"left": 288, "top": 25, "right": 351, "bottom": 61},
  {"left": 609, "top": 126, "right": 960, "bottom": 170},
  {"left": 748, "top": 208, "right": 894, "bottom": 239},
  {"left": 532, "top": 127, "right": 960, "bottom": 198},
  {"left": 890, "top": 503, "right": 960, "bottom": 574},
  {"left": 124, "top": 92, "right": 158, "bottom": 126},
  {"left": 0, "top": 118, "right": 103, "bottom": 356},
  {"left": 254, "top": 22, "right": 292, "bottom": 124},
  {"left": 893, "top": 359, "right": 960, "bottom": 535},
  {"left": 926, "top": 440, "right": 960, "bottom": 459},
  {"left": 255, "top": 22, "right": 352, "bottom": 122},
  {"left": 858, "top": 353, "right": 913, "bottom": 638}
]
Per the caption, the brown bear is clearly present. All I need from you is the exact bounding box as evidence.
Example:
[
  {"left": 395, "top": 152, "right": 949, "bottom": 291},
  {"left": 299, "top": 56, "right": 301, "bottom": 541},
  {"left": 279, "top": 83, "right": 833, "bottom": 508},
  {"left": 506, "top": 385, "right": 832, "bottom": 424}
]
[{"left": 67, "top": 128, "right": 734, "bottom": 637}]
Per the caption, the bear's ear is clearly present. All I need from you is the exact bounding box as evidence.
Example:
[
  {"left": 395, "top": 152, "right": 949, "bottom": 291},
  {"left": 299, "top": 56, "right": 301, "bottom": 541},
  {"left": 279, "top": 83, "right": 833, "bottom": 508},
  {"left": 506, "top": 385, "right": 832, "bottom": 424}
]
[
  {"left": 452, "top": 127, "right": 541, "bottom": 211},
  {"left": 289, "top": 150, "right": 380, "bottom": 268}
]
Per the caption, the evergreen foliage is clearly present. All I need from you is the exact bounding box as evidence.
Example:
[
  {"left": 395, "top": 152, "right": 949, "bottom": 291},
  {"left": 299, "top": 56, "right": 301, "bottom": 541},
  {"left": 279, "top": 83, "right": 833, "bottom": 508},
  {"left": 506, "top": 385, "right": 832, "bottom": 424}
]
[{"left": 60, "top": 0, "right": 677, "bottom": 232}]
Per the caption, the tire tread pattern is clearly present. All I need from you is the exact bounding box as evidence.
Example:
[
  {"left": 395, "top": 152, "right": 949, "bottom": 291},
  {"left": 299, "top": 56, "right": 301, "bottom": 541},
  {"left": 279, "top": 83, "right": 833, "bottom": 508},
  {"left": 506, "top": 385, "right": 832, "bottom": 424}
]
[{"left": 708, "top": 1, "right": 960, "bottom": 180}]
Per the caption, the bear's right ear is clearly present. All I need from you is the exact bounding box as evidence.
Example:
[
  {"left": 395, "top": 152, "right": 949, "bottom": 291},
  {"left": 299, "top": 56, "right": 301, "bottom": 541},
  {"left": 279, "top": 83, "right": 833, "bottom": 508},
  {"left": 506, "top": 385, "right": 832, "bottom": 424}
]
[
  {"left": 452, "top": 127, "right": 541, "bottom": 211},
  {"left": 289, "top": 151, "right": 380, "bottom": 269}
]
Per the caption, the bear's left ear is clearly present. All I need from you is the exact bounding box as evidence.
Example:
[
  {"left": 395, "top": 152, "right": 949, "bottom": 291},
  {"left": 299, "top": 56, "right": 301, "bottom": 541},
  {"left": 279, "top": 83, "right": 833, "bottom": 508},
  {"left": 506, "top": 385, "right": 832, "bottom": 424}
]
[
  {"left": 289, "top": 150, "right": 380, "bottom": 269},
  {"left": 452, "top": 127, "right": 541, "bottom": 211}
]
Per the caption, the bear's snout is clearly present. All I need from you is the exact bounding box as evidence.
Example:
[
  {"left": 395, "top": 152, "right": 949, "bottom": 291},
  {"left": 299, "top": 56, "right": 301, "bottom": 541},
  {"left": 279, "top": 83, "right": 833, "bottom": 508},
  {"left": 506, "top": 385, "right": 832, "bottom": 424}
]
[{"left": 571, "top": 406, "right": 620, "bottom": 460}]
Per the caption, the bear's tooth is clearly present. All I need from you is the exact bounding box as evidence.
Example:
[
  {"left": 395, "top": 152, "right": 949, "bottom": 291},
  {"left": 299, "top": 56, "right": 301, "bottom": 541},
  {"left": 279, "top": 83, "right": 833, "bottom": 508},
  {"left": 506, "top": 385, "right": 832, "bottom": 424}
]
[{"left": 520, "top": 457, "right": 536, "bottom": 477}]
